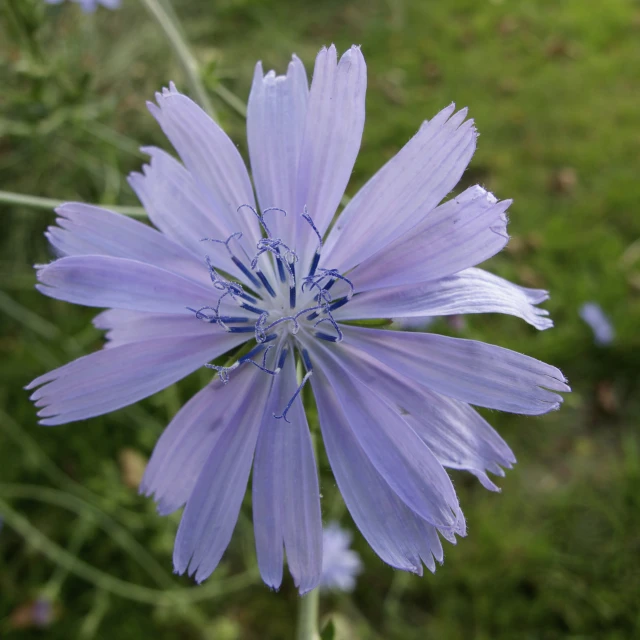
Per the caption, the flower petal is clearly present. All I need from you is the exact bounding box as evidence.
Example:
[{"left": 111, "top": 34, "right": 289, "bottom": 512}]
[
  {"left": 26, "top": 332, "right": 246, "bottom": 425},
  {"left": 295, "top": 45, "right": 366, "bottom": 264},
  {"left": 323, "top": 105, "right": 476, "bottom": 273},
  {"left": 346, "top": 187, "right": 510, "bottom": 292},
  {"left": 336, "top": 267, "right": 552, "bottom": 330},
  {"left": 92, "top": 310, "right": 232, "bottom": 349},
  {"left": 247, "top": 56, "right": 309, "bottom": 247},
  {"left": 173, "top": 368, "right": 272, "bottom": 583},
  {"left": 311, "top": 368, "right": 460, "bottom": 574},
  {"left": 323, "top": 340, "right": 516, "bottom": 491},
  {"left": 253, "top": 350, "right": 322, "bottom": 594},
  {"left": 148, "top": 84, "right": 263, "bottom": 252},
  {"left": 127, "top": 147, "right": 248, "bottom": 282},
  {"left": 142, "top": 367, "right": 261, "bottom": 516},
  {"left": 36, "top": 255, "right": 221, "bottom": 314},
  {"left": 45, "top": 203, "right": 210, "bottom": 286},
  {"left": 306, "top": 341, "right": 459, "bottom": 529},
  {"left": 341, "top": 325, "right": 570, "bottom": 415}
]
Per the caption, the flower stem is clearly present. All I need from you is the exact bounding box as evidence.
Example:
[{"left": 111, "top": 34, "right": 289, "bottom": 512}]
[
  {"left": 296, "top": 421, "right": 321, "bottom": 640},
  {"left": 140, "top": 0, "right": 218, "bottom": 120},
  {"left": 296, "top": 588, "right": 320, "bottom": 640},
  {"left": 0, "top": 190, "right": 146, "bottom": 217}
]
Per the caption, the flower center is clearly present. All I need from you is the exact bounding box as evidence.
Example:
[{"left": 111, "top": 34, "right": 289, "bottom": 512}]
[{"left": 188, "top": 205, "right": 354, "bottom": 420}]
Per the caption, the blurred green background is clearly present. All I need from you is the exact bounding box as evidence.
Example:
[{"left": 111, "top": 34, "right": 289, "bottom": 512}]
[{"left": 1, "top": 0, "right": 639, "bottom": 638}]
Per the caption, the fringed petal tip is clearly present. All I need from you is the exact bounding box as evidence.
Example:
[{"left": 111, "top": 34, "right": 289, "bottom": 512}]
[
  {"left": 297, "top": 576, "right": 321, "bottom": 596},
  {"left": 137, "top": 481, "right": 174, "bottom": 516},
  {"left": 171, "top": 560, "right": 206, "bottom": 583},
  {"left": 315, "top": 43, "right": 363, "bottom": 63},
  {"left": 146, "top": 82, "right": 181, "bottom": 117}
]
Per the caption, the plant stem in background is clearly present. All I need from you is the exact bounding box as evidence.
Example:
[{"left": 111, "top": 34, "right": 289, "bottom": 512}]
[
  {"left": 296, "top": 588, "right": 320, "bottom": 640},
  {"left": 140, "top": 0, "right": 218, "bottom": 120},
  {"left": 0, "top": 190, "right": 146, "bottom": 217}
]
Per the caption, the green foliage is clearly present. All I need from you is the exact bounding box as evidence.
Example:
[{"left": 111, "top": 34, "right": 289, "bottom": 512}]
[{"left": 1, "top": 0, "right": 639, "bottom": 638}]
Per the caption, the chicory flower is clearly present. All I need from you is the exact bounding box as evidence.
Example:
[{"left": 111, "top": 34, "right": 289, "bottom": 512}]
[{"left": 28, "top": 45, "right": 569, "bottom": 593}]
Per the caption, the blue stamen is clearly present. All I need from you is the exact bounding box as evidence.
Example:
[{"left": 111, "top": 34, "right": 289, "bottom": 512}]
[
  {"left": 328, "top": 297, "right": 349, "bottom": 312},
  {"left": 255, "top": 312, "right": 269, "bottom": 343},
  {"left": 263, "top": 315, "right": 300, "bottom": 335},
  {"left": 238, "top": 343, "right": 266, "bottom": 363},
  {"left": 290, "top": 285, "right": 296, "bottom": 309},
  {"left": 289, "top": 261, "right": 297, "bottom": 309},
  {"left": 277, "top": 348, "right": 289, "bottom": 370},
  {"left": 273, "top": 371, "right": 312, "bottom": 423},
  {"left": 238, "top": 204, "right": 287, "bottom": 237},
  {"left": 314, "top": 316, "right": 343, "bottom": 342},
  {"left": 238, "top": 204, "right": 270, "bottom": 236},
  {"left": 273, "top": 348, "right": 313, "bottom": 423},
  {"left": 232, "top": 256, "right": 262, "bottom": 289},
  {"left": 277, "top": 258, "right": 286, "bottom": 283},
  {"left": 315, "top": 331, "right": 339, "bottom": 342},
  {"left": 241, "top": 344, "right": 280, "bottom": 375},
  {"left": 237, "top": 290, "right": 259, "bottom": 304},
  {"left": 273, "top": 356, "right": 313, "bottom": 424},
  {"left": 256, "top": 270, "right": 276, "bottom": 297},
  {"left": 318, "top": 269, "right": 354, "bottom": 299},
  {"left": 324, "top": 278, "right": 337, "bottom": 292},
  {"left": 294, "top": 305, "right": 323, "bottom": 321},
  {"left": 301, "top": 206, "right": 322, "bottom": 247},
  {"left": 219, "top": 316, "right": 250, "bottom": 323},
  {"left": 205, "top": 361, "right": 239, "bottom": 384},
  {"left": 240, "top": 302, "right": 267, "bottom": 315},
  {"left": 227, "top": 326, "right": 256, "bottom": 334},
  {"left": 187, "top": 306, "right": 217, "bottom": 322},
  {"left": 207, "top": 343, "right": 280, "bottom": 384},
  {"left": 308, "top": 250, "right": 321, "bottom": 278}
]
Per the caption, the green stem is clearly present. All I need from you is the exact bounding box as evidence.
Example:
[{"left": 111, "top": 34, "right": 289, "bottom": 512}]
[
  {"left": 0, "top": 497, "right": 259, "bottom": 606},
  {"left": 296, "top": 427, "right": 320, "bottom": 640},
  {"left": 0, "top": 190, "right": 146, "bottom": 217},
  {"left": 140, "top": 0, "right": 217, "bottom": 120},
  {"left": 296, "top": 589, "right": 320, "bottom": 640}
]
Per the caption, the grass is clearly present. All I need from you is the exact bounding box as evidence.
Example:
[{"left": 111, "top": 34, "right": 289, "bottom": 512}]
[{"left": 1, "top": 0, "right": 639, "bottom": 638}]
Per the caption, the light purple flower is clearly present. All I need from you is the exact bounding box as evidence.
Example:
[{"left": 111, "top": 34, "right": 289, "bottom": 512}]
[
  {"left": 28, "top": 45, "right": 569, "bottom": 594},
  {"left": 32, "top": 598, "right": 54, "bottom": 627},
  {"left": 579, "top": 302, "right": 614, "bottom": 346},
  {"left": 320, "top": 523, "right": 362, "bottom": 592},
  {"left": 44, "top": 0, "right": 120, "bottom": 12}
]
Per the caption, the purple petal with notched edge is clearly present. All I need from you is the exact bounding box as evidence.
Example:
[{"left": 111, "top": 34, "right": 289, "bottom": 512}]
[
  {"left": 173, "top": 368, "right": 272, "bottom": 583},
  {"left": 324, "top": 340, "right": 516, "bottom": 491},
  {"left": 336, "top": 267, "right": 552, "bottom": 330},
  {"left": 340, "top": 325, "right": 570, "bottom": 415},
  {"left": 142, "top": 366, "right": 261, "bottom": 516},
  {"left": 311, "top": 367, "right": 462, "bottom": 574},
  {"left": 248, "top": 56, "right": 309, "bottom": 248},
  {"left": 253, "top": 351, "right": 322, "bottom": 594},
  {"left": 147, "top": 84, "right": 264, "bottom": 254},
  {"left": 294, "top": 45, "right": 366, "bottom": 267},
  {"left": 346, "top": 187, "right": 510, "bottom": 292},
  {"left": 306, "top": 340, "right": 459, "bottom": 529},
  {"left": 26, "top": 332, "right": 247, "bottom": 426},
  {"left": 46, "top": 203, "right": 210, "bottom": 287},
  {"left": 323, "top": 105, "right": 476, "bottom": 273},
  {"left": 36, "top": 255, "right": 225, "bottom": 315}
]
